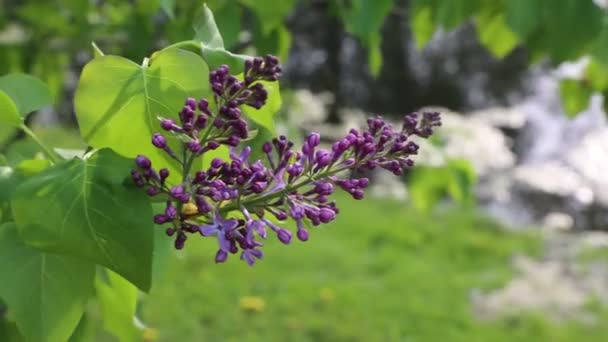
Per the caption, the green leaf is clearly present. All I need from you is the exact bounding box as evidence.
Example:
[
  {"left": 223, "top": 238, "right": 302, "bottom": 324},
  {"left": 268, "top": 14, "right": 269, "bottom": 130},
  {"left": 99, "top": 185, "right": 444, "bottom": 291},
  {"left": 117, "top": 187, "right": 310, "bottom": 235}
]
[
  {"left": 11, "top": 149, "right": 154, "bottom": 291},
  {"left": 592, "top": 19, "right": 608, "bottom": 65},
  {"left": 341, "top": 0, "right": 393, "bottom": 39},
  {"left": 0, "top": 90, "right": 21, "bottom": 127},
  {"left": 190, "top": 4, "right": 250, "bottom": 71},
  {"left": 409, "top": 166, "right": 449, "bottom": 212},
  {"left": 0, "top": 158, "right": 51, "bottom": 204},
  {"left": 240, "top": 0, "right": 295, "bottom": 34},
  {"left": 151, "top": 218, "right": 173, "bottom": 290},
  {"left": 542, "top": 0, "right": 603, "bottom": 63},
  {"left": 340, "top": 0, "right": 392, "bottom": 75},
  {"left": 585, "top": 59, "right": 608, "bottom": 90},
  {"left": 74, "top": 48, "right": 210, "bottom": 180},
  {"left": 445, "top": 159, "right": 476, "bottom": 206},
  {"left": 367, "top": 35, "right": 383, "bottom": 77},
  {"left": 411, "top": 1, "right": 436, "bottom": 50},
  {"left": 560, "top": 79, "right": 592, "bottom": 117},
  {"left": 193, "top": 3, "right": 225, "bottom": 49},
  {"left": 0, "top": 74, "right": 53, "bottom": 116},
  {"left": 0, "top": 223, "right": 95, "bottom": 342},
  {"left": 475, "top": 10, "right": 519, "bottom": 58},
  {"left": 211, "top": 2, "right": 242, "bottom": 48},
  {"left": 160, "top": 0, "right": 175, "bottom": 19},
  {"left": 505, "top": 0, "right": 543, "bottom": 39},
  {"left": 436, "top": 0, "right": 478, "bottom": 30},
  {"left": 95, "top": 269, "right": 142, "bottom": 342},
  {"left": 0, "top": 166, "right": 18, "bottom": 202}
]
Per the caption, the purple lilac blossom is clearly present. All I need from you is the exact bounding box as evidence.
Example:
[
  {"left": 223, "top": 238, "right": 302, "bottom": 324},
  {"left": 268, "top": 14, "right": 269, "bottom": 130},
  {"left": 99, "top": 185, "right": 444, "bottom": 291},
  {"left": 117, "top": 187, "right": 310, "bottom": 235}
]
[{"left": 131, "top": 55, "right": 440, "bottom": 265}]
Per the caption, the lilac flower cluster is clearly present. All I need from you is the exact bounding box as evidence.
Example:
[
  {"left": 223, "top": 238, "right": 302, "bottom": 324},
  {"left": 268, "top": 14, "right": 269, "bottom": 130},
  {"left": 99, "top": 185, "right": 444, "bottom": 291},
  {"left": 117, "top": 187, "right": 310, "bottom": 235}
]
[{"left": 131, "top": 55, "right": 440, "bottom": 266}]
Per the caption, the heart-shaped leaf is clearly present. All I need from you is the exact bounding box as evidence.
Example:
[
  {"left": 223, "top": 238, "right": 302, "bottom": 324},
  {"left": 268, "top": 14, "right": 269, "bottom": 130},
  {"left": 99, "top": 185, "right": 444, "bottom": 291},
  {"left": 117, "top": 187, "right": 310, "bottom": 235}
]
[
  {"left": 11, "top": 149, "right": 154, "bottom": 291},
  {"left": 0, "top": 90, "right": 21, "bottom": 127},
  {"left": 0, "top": 222, "right": 95, "bottom": 342},
  {"left": 191, "top": 4, "right": 249, "bottom": 72},
  {"left": 0, "top": 74, "right": 52, "bottom": 116},
  {"left": 74, "top": 49, "right": 210, "bottom": 178}
]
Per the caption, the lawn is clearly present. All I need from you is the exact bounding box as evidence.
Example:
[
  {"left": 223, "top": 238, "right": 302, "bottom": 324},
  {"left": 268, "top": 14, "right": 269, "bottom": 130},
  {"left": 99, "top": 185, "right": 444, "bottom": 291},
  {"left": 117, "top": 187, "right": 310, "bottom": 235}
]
[{"left": 139, "top": 194, "right": 608, "bottom": 341}]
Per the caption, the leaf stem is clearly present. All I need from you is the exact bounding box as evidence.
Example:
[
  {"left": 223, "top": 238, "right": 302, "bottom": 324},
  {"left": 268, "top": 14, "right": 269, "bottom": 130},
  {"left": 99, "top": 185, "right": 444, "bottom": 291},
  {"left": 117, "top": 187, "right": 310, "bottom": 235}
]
[{"left": 20, "top": 124, "right": 61, "bottom": 164}]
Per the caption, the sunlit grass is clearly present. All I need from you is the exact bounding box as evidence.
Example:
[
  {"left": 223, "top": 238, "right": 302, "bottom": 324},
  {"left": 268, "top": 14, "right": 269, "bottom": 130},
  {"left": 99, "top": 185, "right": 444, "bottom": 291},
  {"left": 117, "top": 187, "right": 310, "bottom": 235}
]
[{"left": 138, "top": 194, "right": 608, "bottom": 342}]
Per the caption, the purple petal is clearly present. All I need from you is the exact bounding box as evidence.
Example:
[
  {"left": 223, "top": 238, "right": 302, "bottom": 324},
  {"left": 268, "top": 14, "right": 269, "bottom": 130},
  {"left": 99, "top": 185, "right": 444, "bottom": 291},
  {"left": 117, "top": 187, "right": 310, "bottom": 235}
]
[
  {"left": 218, "top": 232, "right": 231, "bottom": 252},
  {"left": 199, "top": 224, "right": 219, "bottom": 236}
]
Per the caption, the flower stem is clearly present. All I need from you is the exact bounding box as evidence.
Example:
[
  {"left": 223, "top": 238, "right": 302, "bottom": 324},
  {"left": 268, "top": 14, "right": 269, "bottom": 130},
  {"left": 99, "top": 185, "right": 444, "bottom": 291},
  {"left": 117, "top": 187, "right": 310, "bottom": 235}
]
[{"left": 20, "top": 124, "right": 61, "bottom": 164}]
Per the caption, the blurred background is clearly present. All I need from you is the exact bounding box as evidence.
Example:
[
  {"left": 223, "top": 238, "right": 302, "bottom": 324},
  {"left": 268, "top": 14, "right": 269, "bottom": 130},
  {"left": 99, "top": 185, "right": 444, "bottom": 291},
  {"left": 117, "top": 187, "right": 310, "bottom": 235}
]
[{"left": 3, "top": 0, "right": 608, "bottom": 341}]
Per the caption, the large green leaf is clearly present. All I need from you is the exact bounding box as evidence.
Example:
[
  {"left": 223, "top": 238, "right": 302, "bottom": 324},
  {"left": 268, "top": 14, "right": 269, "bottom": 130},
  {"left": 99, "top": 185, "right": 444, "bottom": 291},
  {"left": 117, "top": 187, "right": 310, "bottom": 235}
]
[
  {"left": 475, "top": 10, "right": 519, "bottom": 58},
  {"left": 505, "top": 0, "right": 543, "bottom": 40},
  {"left": 193, "top": 3, "right": 225, "bottom": 49},
  {"left": 592, "top": 19, "right": 608, "bottom": 66},
  {"left": 240, "top": 0, "right": 295, "bottom": 34},
  {"left": 95, "top": 269, "right": 142, "bottom": 342},
  {"left": 341, "top": 0, "right": 393, "bottom": 39},
  {"left": 411, "top": 1, "right": 437, "bottom": 50},
  {"left": 0, "top": 223, "right": 94, "bottom": 342},
  {"left": 211, "top": 1, "right": 242, "bottom": 48},
  {"left": 436, "top": 0, "right": 478, "bottom": 30},
  {"left": 11, "top": 149, "right": 154, "bottom": 291},
  {"left": 0, "top": 90, "right": 21, "bottom": 127},
  {"left": 0, "top": 74, "right": 53, "bottom": 116},
  {"left": 560, "top": 79, "right": 592, "bottom": 118},
  {"left": 542, "top": 0, "right": 603, "bottom": 63},
  {"left": 340, "top": 0, "right": 392, "bottom": 75},
  {"left": 191, "top": 4, "right": 250, "bottom": 72},
  {"left": 74, "top": 48, "right": 210, "bottom": 178}
]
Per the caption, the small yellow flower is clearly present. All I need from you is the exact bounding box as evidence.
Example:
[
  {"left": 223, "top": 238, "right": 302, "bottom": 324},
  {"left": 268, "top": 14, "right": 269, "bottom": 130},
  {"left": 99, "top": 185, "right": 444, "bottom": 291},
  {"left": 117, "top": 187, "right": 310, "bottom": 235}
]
[
  {"left": 239, "top": 296, "right": 266, "bottom": 312},
  {"left": 319, "top": 287, "right": 335, "bottom": 302},
  {"left": 182, "top": 202, "right": 198, "bottom": 216},
  {"left": 142, "top": 327, "right": 159, "bottom": 341}
]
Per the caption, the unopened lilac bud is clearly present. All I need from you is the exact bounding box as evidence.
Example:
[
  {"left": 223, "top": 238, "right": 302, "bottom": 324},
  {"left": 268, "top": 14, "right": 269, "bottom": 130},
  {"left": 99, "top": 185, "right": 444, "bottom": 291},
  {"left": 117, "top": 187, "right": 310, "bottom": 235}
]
[
  {"left": 188, "top": 140, "right": 202, "bottom": 153},
  {"left": 319, "top": 208, "right": 336, "bottom": 223},
  {"left": 147, "top": 187, "right": 159, "bottom": 196},
  {"left": 215, "top": 249, "right": 228, "bottom": 263},
  {"left": 152, "top": 133, "right": 167, "bottom": 148},
  {"left": 185, "top": 97, "right": 197, "bottom": 110},
  {"left": 154, "top": 214, "right": 169, "bottom": 224},
  {"left": 277, "top": 228, "right": 292, "bottom": 244},
  {"left": 213, "top": 117, "right": 224, "bottom": 128},
  {"left": 226, "top": 135, "right": 240, "bottom": 147},
  {"left": 175, "top": 232, "right": 187, "bottom": 249},
  {"left": 315, "top": 150, "right": 332, "bottom": 168},
  {"left": 352, "top": 189, "right": 365, "bottom": 200},
  {"left": 159, "top": 168, "right": 169, "bottom": 181},
  {"left": 273, "top": 210, "right": 288, "bottom": 221},
  {"left": 307, "top": 132, "right": 320, "bottom": 147},
  {"left": 358, "top": 178, "right": 369, "bottom": 188},
  {"left": 297, "top": 228, "right": 309, "bottom": 242},
  {"left": 263, "top": 142, "right": 272, "bottom": 153},
  {"left": 206, "top": 141, "right": 220, "bottom": 150},
  {"left": 211, "top": 158, "right": 224, "bottom": 169},
  {"left": 161, "top": 119, "right": 176, "bottom": 131},
  {"left": 165, "top": 202, "right": 178, "bottom": 219},
  {"left": 198, "top": 98, "right": 209, "bottom": 111},
  {"left": 166, "top": 227, "right": 176, "bottom": 236},
  {"left": 195, "top": 114, "right": 207, "bottom": 129},
  {"left": 135, "top": 155, "right": 151, "bottom": 169}
]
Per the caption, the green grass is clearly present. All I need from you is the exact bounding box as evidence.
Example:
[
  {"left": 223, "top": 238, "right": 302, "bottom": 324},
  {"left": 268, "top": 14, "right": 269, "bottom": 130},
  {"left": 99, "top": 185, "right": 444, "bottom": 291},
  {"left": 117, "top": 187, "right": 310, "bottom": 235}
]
[{"left": 139, "top": 195, "right": 608, "bottom": 342}]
